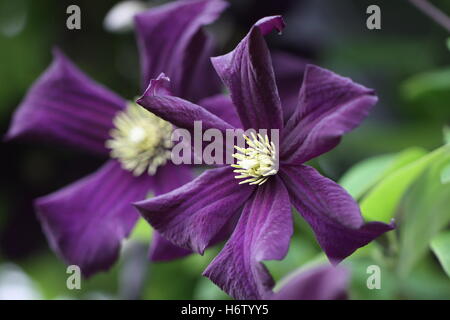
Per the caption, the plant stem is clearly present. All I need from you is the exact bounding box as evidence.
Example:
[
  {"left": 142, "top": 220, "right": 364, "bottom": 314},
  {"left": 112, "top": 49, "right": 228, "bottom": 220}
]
[{"left": 409, "top": 0, "right": 450, "bottom": 32}]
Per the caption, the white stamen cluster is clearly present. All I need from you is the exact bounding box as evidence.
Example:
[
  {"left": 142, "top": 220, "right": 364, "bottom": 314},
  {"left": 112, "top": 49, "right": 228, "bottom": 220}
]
[
  {"left": 106, "top": 103, "right": 173, "bottom": 176},
  {"left": 231, "top": 133, "right": 278, "bottom": 185}
]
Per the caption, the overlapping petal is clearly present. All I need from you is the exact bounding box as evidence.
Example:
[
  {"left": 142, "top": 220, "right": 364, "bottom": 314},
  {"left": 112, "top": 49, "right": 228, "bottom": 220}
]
[
  {"left": 281, "top": 65, "right": 378, "bottom": 164},
  {"left": 203, "top": 176, "right": 293, "bottom": 300},
  {"left": 149, "top": 162, "right": 193, "bottom": 261},
  {"left": 134, "top": 0, "right": 227, "bottom": 98},
  {"left": 150, "top": 232, "right": 191, "bottom": 262},
  {"left": 152, "top": 162, "right": 194, "bottom": 196},
  {"left": 271, "top": 51, "right": 307, "bottom": 121},
  {"left": 182, "top": 29, "right": 222, "bottom": 102},
  {"left": 5, "top": 49, "right": 126, "bottom": 156},
  {"left": 271, "top": 265, "right": 348, "bottom": 300},
  {"left": 211, "top": 16, "right": 285, "bottom": 130},
  {"left": 35, "top": 160, "right": 155, "bottom": 276},
  {"left": 198, "top": 94, "right": 242, "bottom": 129},
  {"left": 280, "top": 165, "right": 394, "bottom": 264},
  {"left": 135, "top": 166, "right": 254, "bottom": 254},
  {"left": 137, "top": 75, "right": 234, "bottom": 135}
]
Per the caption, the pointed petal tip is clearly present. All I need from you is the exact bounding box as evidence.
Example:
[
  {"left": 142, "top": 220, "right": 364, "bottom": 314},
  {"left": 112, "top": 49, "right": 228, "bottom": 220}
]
[
  {"left": 139, "top": 73, "right": 172, "bottom": 100},
  {"left": 3, "top": 129, "right": 17, "bottom": 142},
  {"left": 304, "top": 63, "right": 378, "bottom": 95},
  {"left": 132, "top": 198, "right": 148, "bottom": 214},
  {"left": 255, "top": 15, "right": 286, "bottom": 35},
  {"left": 51, "top": 46, "right": 64, "bottom": 58},
  {"left": 389, "top": 218, "right": 396, "bottom": 228}
]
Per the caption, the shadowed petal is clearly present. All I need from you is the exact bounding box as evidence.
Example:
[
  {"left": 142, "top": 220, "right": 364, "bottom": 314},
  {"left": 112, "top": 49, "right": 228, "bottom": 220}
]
[
  {"left": 183, "top": 29, "right": 223, "bottom": 102},
  {"left": 137, "top": 74, "right": 235, "bottom": 133},
  {"left": 203, "top": 176, "right": 293, "bottom": 300},
  {"left": 198, "top": 94, "right": 242, "bottom": 128},
  {"left": 150, "top": 232, "right": 191, "bottom": 261},
  {"left": 153, "top": 162, "right": 194, "bottom": 196},
  {"left": 137, "top": 75, "right": 236, "bottom": 164},
  {"left": 280, "top": 165, "right": 394, "bottom": 264},
  {"left": 271, "top": 51, "right": 307, "bottom": 122},
  {"left": 134, "top": 0, "right": 227, "bottom": 98},
  {"left": 211, "top": 16, "right": 285, "bottom": 130},
  {"left": 135, "top": 166, "right": 254, "bottom": 254},
  {"left": 272, "top": 265, "right": 349, "bottom": 300},
  {"left": 35, "top": 160, "right": 154, "bottom": 276},
  {"left": 5, "top": 49, "right": 125, "bottom": 156},
  {"left": 150, "top": 162, "right": 193, "bottom": 261},
  {"left": 281, "top": 65, "right": 378, "bottom": 164}
]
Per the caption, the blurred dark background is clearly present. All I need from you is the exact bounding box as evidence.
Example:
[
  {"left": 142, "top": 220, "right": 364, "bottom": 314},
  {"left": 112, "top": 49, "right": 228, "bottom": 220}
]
[{"left": 0, "top": 0, "right": 449, "bottom": 299}]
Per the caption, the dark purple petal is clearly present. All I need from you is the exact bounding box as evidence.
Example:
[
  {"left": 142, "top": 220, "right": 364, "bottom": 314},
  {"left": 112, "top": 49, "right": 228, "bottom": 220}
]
[
  {"left": 280, "top": 165, "right": 394, "bottom": 264},
  {"left": 135, "top": 166, "right": 254, "bottom": 254},
  {"left": 137, "top": 75, "right": 234, "bottom": 133},
  {"left": 281, "top": 65, "right": 378, "bottom": 164},
  {"left": 5, "top": 49, "right": 125, "bottom": 156},
  {"left": 153, "top": 162, "right": 194, "bottom": 196},
  {"left": 149, "top": 162, "right": 193, "bottom": 261},
  {"left": 211, "top": 16, "right": 285, "bottom": 130},
  {"left": 203, "top": 176, "right": 293, "bottom": 300},
  {"left": 150, "top": 232, "right": 191, "bottom": 262},
  {"left": 134, "top": 0, "right": 227, "bottom": 99},
  {"left": 271, "top": 265, "right": 349, "bottom": 300},
  {"left": 198, "top": 94, "right": 242, "bottom": 128},
  {"left": 35, "top": 160, "right": 154, "bottom": 276},
  {"left": 271, "top": 51, "right": 307, "bottom": 121},
  {"left": 183, "top": 29, "right": 223, "bottom": 102}
]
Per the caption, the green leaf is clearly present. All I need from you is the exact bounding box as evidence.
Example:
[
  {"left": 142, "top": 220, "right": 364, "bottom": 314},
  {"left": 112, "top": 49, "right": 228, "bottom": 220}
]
[
  {"left": 441, "top": 164, "right": 450, "bottom": 184},
  {"left": 397, "top": 157, "right": 450, "bottom": 276},
  {"left": 339, "top": 147, "right": 426, "bottom": 199},
  {"left": 360, "top": 145, "right": 450, "bottom": 222},
  {"left": 129, "top": 218, "right": 153, "bottom": 241},
  {"left": 447, "top": 38, "right": 450, "bottom": 51},
  {"left": 402, "top": 67, "right": 450, "bottom": 101},
  {"left": 339, "top": 154, "right": 395, "bottom": 199},
  {"left": 431, "top": 231, "right": 450, "bottom": 278},
  {"left": 129, "top": 191, "right": 154, "bottom": 241},
  {"left": 444, "top": 126, "right": 450, "bottom": 145}
]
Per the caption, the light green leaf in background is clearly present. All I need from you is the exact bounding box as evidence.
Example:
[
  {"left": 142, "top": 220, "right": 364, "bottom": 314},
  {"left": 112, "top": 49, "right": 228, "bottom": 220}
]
[
  {"left": 441, "top": 164, "right": 450, "bottom": 184},
  {"left": 444, "top": 126, "right": 450, "bottom": 145},
  {"left": 360, "top": 145, "right": 450, "bottom": 222},
  {"left": 397, "top": 157, "right": 450, "bottom": 276},
  {"left": 129, "top": 191, "right": 154, "bottom": 241},
  {"left": 402, "top": 67, "right": 450, "bottom": 101},
  {"left": 447, "top": 38, "right": 450, "bottom": 51},
  {"left": 339, "top": 147, "right": 426, "bottom": 200},
  {"left": 430, "top": 231, "right": 450, "bottom": 278},
  {"left": 129, "top": 217, "right": 153, "bottom": 241},
  {"left": 339, "top": 154, "right": 395, "bottom": 199}
]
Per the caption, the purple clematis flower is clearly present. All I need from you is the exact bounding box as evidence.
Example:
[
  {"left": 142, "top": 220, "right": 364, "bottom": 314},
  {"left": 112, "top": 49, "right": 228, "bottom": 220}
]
[
  {"left": 271, "top": 265, "right": 349, "bottom": 300},
  {"left": 135, "top": 15, "right": 394, "bottom": 299},
  {"left": 4, "top": 0, "right": 229, "bottom": 276}
]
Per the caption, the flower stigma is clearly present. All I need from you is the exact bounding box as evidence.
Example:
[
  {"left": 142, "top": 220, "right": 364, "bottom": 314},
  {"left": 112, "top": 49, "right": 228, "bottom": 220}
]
[
  {"left": 106, "top": 102, "right": 173, "bottom": 176},
  {"left": 231, "top": 132, "right": 278, "bottom": 185}
]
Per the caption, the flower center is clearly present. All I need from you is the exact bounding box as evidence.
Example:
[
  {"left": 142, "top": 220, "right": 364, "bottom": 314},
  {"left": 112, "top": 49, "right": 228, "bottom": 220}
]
[
  {"left": 231, "top": 133, "right": 278, "bottom": 185},
  {"left": 106, "top": 102, "right": 173, "bottom": 176}
]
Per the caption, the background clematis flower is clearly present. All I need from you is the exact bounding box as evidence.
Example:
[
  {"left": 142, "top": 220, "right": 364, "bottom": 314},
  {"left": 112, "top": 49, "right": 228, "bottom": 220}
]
[
  {"left": 271, "top": 264, "right": 349, "bottom": 300},
  {"left": 135, "top": 15, "right": 395, "bottom": 299},
  {"left": 4, "top": 0, "right": 229, "bottom": 276}
]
